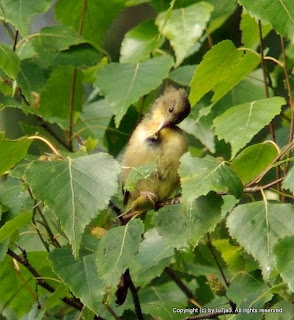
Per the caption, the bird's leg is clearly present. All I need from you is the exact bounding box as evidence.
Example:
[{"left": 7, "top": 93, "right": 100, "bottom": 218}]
[{"left": 119, "top": 191, "right": 158, "bottom": 222}]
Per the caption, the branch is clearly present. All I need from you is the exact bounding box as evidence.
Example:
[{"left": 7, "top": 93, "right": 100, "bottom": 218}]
[
  {"left": 206, "top": 234, "right": 230, "bottom": 288},
  {"left": 244, "top": 177, "right": 284, "bottom": 193},
  {"left": 13, "top": 30, "right": 19, "bottom": 51},
  {"left": 124, "top": 269, "right": 144, "bottom": 320},
  {"left": 7, "top": 249, "right": 83, "bottom": 311},
  {"left": 165, "top": 267, "right": 202, "bottom": 308}
]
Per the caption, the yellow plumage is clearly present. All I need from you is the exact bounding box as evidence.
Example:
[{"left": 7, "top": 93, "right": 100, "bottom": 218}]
[{"left": 121, "top": 86, "right": 190, "bottom": 215}]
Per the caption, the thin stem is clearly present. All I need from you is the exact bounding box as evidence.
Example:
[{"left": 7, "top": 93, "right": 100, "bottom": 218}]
[
  {"left": 27, "top": 187, "right": 61, "bottom": 248},
  {"left": 32, "top": 206, "right": 50, "bottom": 252},
  {"left": 37, "top": 117, "right": 71, "bottom": 151},
  {"left": 165, "top": 267, "right": 202, "bottom": 308},
  {"left": 280, "top": 37, "right": 294, "bottom": 145},
  {"left": 206, "top": 233, "right": 230, "bottom": 288},
  {"left": 67, "top": 0, "right": 87, "bottom": 150},
  {"left": 67, "top": 68, "right": 77, "bottom": 151},
  {"left": 7, "top": 249, "right": 83, "bottom": 311},
  {"left": 106, "top": 306, "right": 121, "bottom": 320},
  {"left": 244, "top": 177, "right": 284, "bottom": 193},
  {"left": 124, "top": 269, "right": 144, "bottom": 320},
  {"left": 13, "top": 30, "right": 18, "bottom": 51},
  {"left": 28, "top": 135, "right": 62, "bottom": 157}
]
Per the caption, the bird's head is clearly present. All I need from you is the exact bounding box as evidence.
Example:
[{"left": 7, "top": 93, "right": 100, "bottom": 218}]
[{"left": 151, "top": 87, "right": 191, "bottom": 132}]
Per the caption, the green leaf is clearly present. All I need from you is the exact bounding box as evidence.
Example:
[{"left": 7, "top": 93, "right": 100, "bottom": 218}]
[
  {"left": 120, "top": 19, "right": 161, "bottom": 63},
  {"left": 24, "top": 153, "right": 120, "bottom": 257},
  {"left": 33, "top": 25, "right": 84, "bottom": 52},
  {"left": 96, "top": 219, "right": 144, "bottom": 291},
  {"left": 240, "top": 12, "right": 272, "bottom": 48},
  {"left": 282, "top": 166, "right": 294, "bottom": 193},
  {"left": 213, "top": 97, "right": 284, "bottom": 158},
  {"left": 0, "top": 137, "right": 32, "bottom": 176},
  {"left": 189, "top": 40, "right": 260, "bottom": 106},
  {"left": 55, "top": 0, "right": 125, "bottom": 46},
  {"left": 179, "top": 153, "right": 243, "bottom": 208},
  {"left": 39, "top": 66, "right": 83, "bottom": 129},
  {"left": 168, "top": 65, "right": 196, "bottom": 86},
  {"left": 207, "top": 0, "right": 237, "bottom": 32},
  {"left": 124, "top": 162, "right": 157, "bottom": 192},
  {"left": 0, "top": 0, "right": 52, "bottom": 36},
  {"left": 95, "top": 55, "right": 174, "bottom": 127},
  {"left": 231, "top": 141, "right": 279, "bottom": 184},
  {"left": 154, "top": 193, "right": 223, "bottom": 248},
  {"left": 0, "top": 212, "right": 32, "bottom": 244},
  {"left": 0, "top": 43, "right": 20, "bottom": 79},
  {"left": 227, "top": 201, "right": 294, "bottom": 278},
  {"left": 273, "top": 236, "right": 294, "bottom": 292},
  {"left": 130, "top": 228, "right": 174, "bottom": 286},
  {"left": 73, "top": 99, "right": 113, "bottom": 144},
  {"left": 156, "top": 2, "right": 213, "bottom": 66},
  {"left": 49, "top": 248, "right": 105, "bottom": 314},
  {"left": 212, "top": 239, "right": 245, "bottom": 273},
  {"left": 238, "top": 0, "right": 294, "bottom": 41}
]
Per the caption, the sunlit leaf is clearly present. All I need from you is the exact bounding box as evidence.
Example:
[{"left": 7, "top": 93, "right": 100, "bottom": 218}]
[
  {"left": 0, "top": 43, "right": 20, "bottom": 80},
  {"left": 213, "top": 97, "right": 284, "bottom": 158},
  {"left": 95, "top": 55, "right": 173, "bottom": 127},
  {"left": 189, "top": 40, "right": 260, "bottom": 106},
  {"left": 156, "top": 2, "right": 213, "bottom": 66},
  {"left": 120, "top": 19, "right": 161, "bottom": 63},
  {"left": 96, "top": 219, "right": 144, "bottom": 292},
  {"left": 154, "top": 193, "right": 223, "bottom": 248},
  {"left": 179, "top": 153, "right": 243, "bottom": 208},
  {"left": 0, "top": 0, "right": 52, "bottom": 36},
  {"left": 227, "top": 201, "right": 294, "bottom": 278},
  {"left": 49, "top": 248, "right": 105, "bottom": 313},
  {"left": 0, "top": 212, "right": 32, "bottom": 244},
  {"left": 231, "top": 141, "right": 279, "bottom": 184},
  {"left": 25, "top": 153, "right": 120, "bottom": 257},
  {"left": 239, "top": 0, "right": 294, "bottom": 41},
  {"left": 0, "top": 137, "right": 32, "bottom": 176}
]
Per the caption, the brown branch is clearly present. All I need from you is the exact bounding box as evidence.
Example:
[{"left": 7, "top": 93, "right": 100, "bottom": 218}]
[
  {"left": 7, "top": 249, "right": 83, "bottom": 311},
  {"left": 124, "top": 269, "right": 144, "bottom": 320},
  {"left": 13, "top": 30, "right": 18, "bottom": 52},
  {"left": 258, "top": 20, "right": 276, "bottom": 142},
  {"left": 280, "top": 37, "right": 294, "bottom": 145},
  {"left": 165, "top": 267, "right": 202, "bottom": 308},
  {"left": 37, "top": 117, "right": 71, "bottom": 151},
  {"left": 206, "top": 234, "right": 230, "bottom": 288},
  {"left": 244, "top": 177, "right": 284, "bottom": 193},
  {"left": 27, "top": 187, "right": 61, "bottom": 248}
]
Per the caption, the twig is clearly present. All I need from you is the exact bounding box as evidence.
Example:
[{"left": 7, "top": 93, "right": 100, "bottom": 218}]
[
  {"left": 13, "top": 30, "right": 18, "bottom": 51},
  {"left": 108, "top": 201, "right": 125, "bottom": 224},
  {"left": 258, "top": 21, "right": 275, "bottom": 141},
  {"left": 37, "top": 117, "right": 71, "bottom": 151},
  {"left": 7, "top": 249, "right": 83, "bottom": 311},
  {"left": 27, "top": 187, "right": 61, "bottom": 248},
  {"left": 32, "top": 205, "right": 50, "bottom": 252},
  {"left": 124, "top": 269, "right": 144, "bottom": 320},
  {"left": 28, "top": 135, "right": 62, "bottom": 157},
  {"left": 106, "top": 306, "right": 121, "bottom": 320},
  {"left": 244, "top": 177, "right": 284, "bottom": 193},
  {"left": 67, "top": 68, "right": 77, "bottom": 151},
  {"left": 280, "top": 37, "right": 294, "bottom": 145},
  {"left": 165, "top": 267, "right": 202, "bottom": 308},
  {"left": 206, "top": 234, "right": 230, "bottom": 288}
]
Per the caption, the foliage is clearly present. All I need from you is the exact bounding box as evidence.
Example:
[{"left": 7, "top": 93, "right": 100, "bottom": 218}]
[{"left": 0, "top": 0, "right": 294, "bottom": 319}]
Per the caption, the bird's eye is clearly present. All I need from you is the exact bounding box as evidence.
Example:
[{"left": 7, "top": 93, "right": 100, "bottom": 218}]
[{"left": 168, "top": 107, "right": 174, "bottom": 113}]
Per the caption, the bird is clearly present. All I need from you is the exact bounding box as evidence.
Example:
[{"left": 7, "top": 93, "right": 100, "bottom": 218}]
[{"left": 121, "top": 86, "right": 191, "bottom": 218}]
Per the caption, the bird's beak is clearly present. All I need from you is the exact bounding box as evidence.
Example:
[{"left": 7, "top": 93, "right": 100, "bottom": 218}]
[{"left": 156, "top": 118, "right": 169, "bottom": 133}]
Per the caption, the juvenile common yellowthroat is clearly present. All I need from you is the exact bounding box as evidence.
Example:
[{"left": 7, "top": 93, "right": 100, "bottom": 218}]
[{"left": 121, "top": 86, "right": 190, "bottom": 216}]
